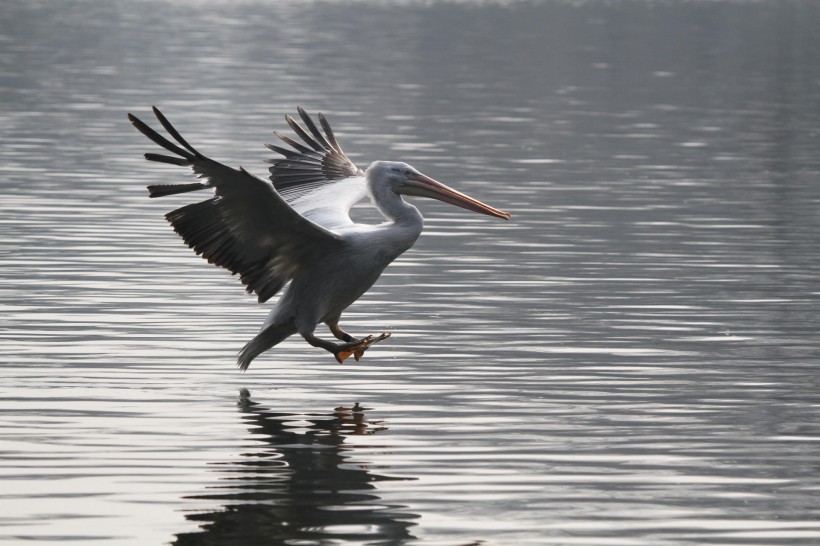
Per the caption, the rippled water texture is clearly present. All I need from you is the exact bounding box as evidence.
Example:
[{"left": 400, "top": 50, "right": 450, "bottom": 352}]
[{"left": 2, "top": 1, "right": 820, "bottom": 545}]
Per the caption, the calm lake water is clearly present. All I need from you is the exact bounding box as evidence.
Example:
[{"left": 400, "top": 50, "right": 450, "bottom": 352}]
[{"left": 2, "top": 1, "right": 820, "bottom": 545}]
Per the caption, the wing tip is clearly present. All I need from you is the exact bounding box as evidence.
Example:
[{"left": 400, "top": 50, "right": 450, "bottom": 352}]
[
  {"left": 269, "top": 106, "right": 361, "bottom": 191},
  {"left": 129, "top": 106, "right": 200, "bottom": 162}
]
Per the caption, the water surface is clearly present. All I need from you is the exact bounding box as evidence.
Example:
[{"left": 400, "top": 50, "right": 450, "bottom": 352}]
[{"left": 1, "top": 1, "right": 820, "bottom": 545}]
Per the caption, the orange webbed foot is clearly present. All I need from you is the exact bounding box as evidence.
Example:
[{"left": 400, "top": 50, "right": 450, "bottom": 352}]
[
  {"left": 353, "top": 332, "right": 391, "bottom": 361},
  {"left": 335, "top": 333, "right": 391, "bottom": 363}
]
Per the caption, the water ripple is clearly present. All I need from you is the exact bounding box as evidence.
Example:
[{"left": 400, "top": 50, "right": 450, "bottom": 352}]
[{"left": 2, "top": 0, "right": 820, "bottom": 545}]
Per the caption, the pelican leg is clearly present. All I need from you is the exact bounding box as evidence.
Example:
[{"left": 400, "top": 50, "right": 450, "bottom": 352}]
[
  {"left": 302, "top": 332, "right": 367, "bottom": 363},
  {"left": 326, "top": 319, "right": 357, "bottom": 343},
  {"left": 303, "top": 331, "right": 392, "bottom": 364}
]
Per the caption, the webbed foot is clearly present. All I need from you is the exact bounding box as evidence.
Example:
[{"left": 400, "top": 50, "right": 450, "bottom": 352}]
[{"left": 336, "top": 332, "right": 391, "bottom": 363}]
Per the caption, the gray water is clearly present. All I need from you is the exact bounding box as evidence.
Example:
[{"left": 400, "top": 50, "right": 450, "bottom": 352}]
[{"left": 2, "top": 1, "right": 820, "bottom": 545}]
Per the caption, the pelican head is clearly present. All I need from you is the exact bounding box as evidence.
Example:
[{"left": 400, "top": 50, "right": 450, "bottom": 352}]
[{"left": 366, "top": 161, "right": 510, "bottom": 220}]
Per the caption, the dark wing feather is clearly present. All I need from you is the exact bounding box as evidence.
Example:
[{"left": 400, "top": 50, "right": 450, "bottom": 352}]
[
  {"left": 129, "top": 107, "right": 342, "bottom": 303},
  {"left": 266, "top": 107, "right": 364, "bottom": 202}
]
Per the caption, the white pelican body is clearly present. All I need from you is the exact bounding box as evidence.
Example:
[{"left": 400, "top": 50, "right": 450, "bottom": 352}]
[{"left": 128, "top": 107, "right": 509, "bottom": 369}]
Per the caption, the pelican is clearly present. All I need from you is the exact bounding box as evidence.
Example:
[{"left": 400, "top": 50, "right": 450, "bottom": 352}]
[{"left": 128, "top": 106, "right": 510, "bottom": 370}]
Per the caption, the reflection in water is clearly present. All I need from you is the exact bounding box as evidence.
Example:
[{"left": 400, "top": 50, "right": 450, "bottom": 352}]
[
  {"left": 172, "top": 390, "right": 417, "bottom": 546},
  {"left": 2, "top": 0, "right": 820, "bottom": 544}
]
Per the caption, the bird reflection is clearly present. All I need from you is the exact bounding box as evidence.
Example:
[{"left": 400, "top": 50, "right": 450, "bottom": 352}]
[{"left": 172, "top": 389, "right": 418, "bottom": 546}]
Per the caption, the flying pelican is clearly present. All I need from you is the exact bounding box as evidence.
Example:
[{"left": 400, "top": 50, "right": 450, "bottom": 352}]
[{"left": 128, "top": 106, "right": 510, "bottom": 370}]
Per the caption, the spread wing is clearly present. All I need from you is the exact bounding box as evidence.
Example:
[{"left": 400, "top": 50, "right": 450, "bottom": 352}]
[
  {"left": 265, "top": 107, "right": 367, "bottom": 230},
  {"left": 128, "top": 106, "right": 343, "bottom": 303}
]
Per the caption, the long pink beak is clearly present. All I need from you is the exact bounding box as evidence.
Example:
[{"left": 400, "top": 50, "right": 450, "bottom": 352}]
[{"left": 405, "top": 173, "right": 511, "bottom": 220}]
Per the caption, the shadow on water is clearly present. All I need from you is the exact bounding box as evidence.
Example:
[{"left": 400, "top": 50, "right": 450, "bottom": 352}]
[{"left": 172, "top": 390, "right": 418, "bottom": 546}]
